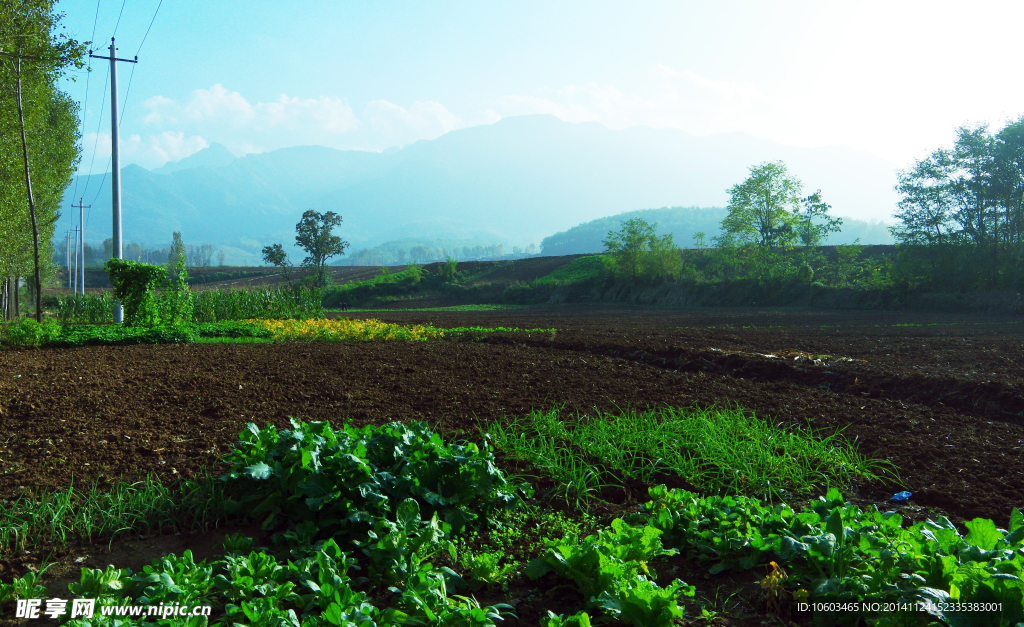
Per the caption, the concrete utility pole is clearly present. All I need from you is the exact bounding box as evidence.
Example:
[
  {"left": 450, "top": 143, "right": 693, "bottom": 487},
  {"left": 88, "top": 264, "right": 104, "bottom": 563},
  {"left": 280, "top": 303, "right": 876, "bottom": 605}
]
[
  {"left": 90, "top": 38, "right": 137, "bottom": 323},
  {"left": 65, "top": 230, "right": 72, "bottom": 289},
  {"left": 72, "top": 226, "right": 81, "bottom": 294},
  {"left": 72, "top": 199, "right": 90, "bottom": 295}
]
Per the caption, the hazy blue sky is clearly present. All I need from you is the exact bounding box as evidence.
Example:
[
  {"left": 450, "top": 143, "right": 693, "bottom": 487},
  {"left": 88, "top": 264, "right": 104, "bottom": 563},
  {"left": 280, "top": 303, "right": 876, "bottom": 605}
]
[{"left": 57, "top": 0, "right": 1024, "bottom": 174}]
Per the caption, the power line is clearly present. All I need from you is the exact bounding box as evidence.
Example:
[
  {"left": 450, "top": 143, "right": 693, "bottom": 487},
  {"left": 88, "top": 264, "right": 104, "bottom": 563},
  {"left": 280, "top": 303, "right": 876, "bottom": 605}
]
[
  {"left": 80, "top": 62, "right": 109, "bottom": 201},
  {"left": 119, "top": 62, "right": 135, "bottom": 125},
  {"left": 90, "top": 0, "right": 102, "bottom": 44},
  {"left": 136, "top": 0, "right": 163, "bottom": 56},
  {"left": 112, "top": 0, "right": 128, "bottom": 38},
  {"left": 72, "top": 0, "right": 103, "bottom": 203}
]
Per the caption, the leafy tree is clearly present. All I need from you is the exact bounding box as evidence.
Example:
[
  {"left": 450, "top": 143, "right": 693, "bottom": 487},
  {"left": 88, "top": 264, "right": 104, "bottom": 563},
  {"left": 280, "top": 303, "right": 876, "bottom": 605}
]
[
  {"left": 993, "top": 116, "right": 1024, "bottom": 250},
  {"left": 795, "top": 190, "right": 842, "bottom": 247},
  {"left": 0, "top": 0, "right": 86, "bottom": 320},
  {"left": 295, "top": 209, "right": 349, "bottom": 287},
  {"left": 167, "top": 232, "right": 186, "bottom": 271},
  {"left": 439, "top": 256, "right": 458, "bottom": 282},
  {"left": 603, "top": 218, "right": 681, "bottom": 282},
  {"left": 261, "top": 242, "right": 294, "bottom": 290},
  {"left": 720, "top": 161, "right": 803, "bottom": 249},
  {"left": 890, "top": 118, "right": 1024, "bottom": 288},
  {"left": 891, "top": 157, "right": 952, "bottom": 246}
]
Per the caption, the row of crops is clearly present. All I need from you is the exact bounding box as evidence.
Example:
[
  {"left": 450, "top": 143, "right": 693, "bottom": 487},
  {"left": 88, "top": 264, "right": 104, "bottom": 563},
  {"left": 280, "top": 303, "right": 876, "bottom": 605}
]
[
  {"left": 55, "top": 287, "right": 325, "bottom": 324},
  {"left": 0, "top": 419, "right": 1021, "bottom": 626}
]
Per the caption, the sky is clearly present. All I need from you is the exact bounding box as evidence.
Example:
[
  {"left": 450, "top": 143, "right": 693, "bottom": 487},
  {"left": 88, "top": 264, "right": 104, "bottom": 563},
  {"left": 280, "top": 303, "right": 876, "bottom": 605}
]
[{"left": 56, "top": 0, "right": 1024, "bottom": 177}]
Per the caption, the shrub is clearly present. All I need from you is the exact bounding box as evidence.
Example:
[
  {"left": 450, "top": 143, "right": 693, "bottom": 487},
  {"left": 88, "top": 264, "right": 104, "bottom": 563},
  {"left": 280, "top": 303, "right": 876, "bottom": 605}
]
[{"left": 104, "top": 259, "right": 166, "bottom": 327}]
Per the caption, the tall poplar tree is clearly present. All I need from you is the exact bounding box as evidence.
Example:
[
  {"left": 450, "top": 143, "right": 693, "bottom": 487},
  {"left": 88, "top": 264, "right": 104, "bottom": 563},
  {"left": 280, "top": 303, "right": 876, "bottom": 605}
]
[{"left": 0, "top": 0, "right": 86, "bottom": 320}]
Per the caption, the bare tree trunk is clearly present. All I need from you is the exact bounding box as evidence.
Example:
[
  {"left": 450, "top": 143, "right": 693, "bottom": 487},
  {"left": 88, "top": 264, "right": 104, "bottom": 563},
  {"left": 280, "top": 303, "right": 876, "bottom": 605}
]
[
  {"left": 14, "top": 276, "right": 21, "bottom": 318},
  {"left": 14, "top": 59, "right": 43, "bottom": 322}
]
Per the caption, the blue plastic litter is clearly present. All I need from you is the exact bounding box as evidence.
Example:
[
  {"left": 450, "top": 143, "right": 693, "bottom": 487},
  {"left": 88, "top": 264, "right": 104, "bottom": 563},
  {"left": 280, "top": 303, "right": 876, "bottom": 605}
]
[{"left": 890, "top": 491, "right": 912, "bottom": 502}]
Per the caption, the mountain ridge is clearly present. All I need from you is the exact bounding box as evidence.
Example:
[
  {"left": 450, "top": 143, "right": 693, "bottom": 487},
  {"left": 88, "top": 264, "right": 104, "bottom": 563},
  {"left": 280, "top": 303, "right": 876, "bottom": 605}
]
[{"left": 59, "top": 115, "right": 901, "bottom": 264}]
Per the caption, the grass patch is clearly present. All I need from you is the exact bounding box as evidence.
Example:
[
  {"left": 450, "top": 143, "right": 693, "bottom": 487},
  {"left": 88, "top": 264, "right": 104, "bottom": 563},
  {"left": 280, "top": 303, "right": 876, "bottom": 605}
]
[
  {"left": 486, "top": 405, "right": 894, "bottom": 504},
  {"left": 0, "top": 471, "right": 227, "bottom": 554},
  {"left": 531, "top": 255, "right": 610, "bottom": 286}
]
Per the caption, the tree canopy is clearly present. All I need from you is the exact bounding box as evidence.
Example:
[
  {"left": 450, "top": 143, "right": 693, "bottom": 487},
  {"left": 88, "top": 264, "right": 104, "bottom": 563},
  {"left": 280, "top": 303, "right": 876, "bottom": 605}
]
[
  {"left": 295, "top": 210, "right": 349, "bottom": 286},
  {"left": 602, "top": 217, "right": 681, "bottom": 282},
  {"left": 719, "top": 161, "right": 803, "bottom": 249},
  {"left": 0, "top": 0, "right": 86, "bottom": 318}
]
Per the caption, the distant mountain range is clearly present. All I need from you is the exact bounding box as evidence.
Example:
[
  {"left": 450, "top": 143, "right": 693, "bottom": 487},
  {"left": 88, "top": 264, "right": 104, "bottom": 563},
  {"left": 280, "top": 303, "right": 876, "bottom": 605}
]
[{"left": 59, "top": 115, "right": 902, "bottom": 264}]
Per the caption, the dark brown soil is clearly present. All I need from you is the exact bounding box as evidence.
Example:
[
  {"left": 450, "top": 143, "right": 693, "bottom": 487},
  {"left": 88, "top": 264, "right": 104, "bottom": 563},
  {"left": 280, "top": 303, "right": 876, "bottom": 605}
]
[{"left": 0, "top": 305, "right": 1021, "bottom": 622}]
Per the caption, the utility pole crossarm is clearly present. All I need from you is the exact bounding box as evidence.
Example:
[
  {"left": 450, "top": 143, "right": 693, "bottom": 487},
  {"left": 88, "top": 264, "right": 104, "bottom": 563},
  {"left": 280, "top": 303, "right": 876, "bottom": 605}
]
[{"left": 88, "top": 52, "right": 138, "bottom": 64}]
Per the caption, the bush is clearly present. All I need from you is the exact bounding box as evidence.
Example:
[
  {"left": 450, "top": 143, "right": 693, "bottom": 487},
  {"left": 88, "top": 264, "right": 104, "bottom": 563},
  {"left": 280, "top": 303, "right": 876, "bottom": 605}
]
[
  {"left": 439, "top": 256, "right": 459, "bottom": 283},
  {"left": 0, "top": 317, "right": 62, "bottom": 347},
  {"left": 104, "top": 259, "right": 166, "bottom": 327}
]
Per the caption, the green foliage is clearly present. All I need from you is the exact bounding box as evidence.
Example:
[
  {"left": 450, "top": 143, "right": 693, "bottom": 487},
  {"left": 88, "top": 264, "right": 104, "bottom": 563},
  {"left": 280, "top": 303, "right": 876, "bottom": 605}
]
[
  {"left": 356, "top": 499, "right": 457, "bottom": 588},
  {"left": 542, "top": 611, "right": 591, "bottom": 627},
  {"left": 603, "top": 218, "right": 682, "bottom": 283},
  {"left": 295, "top": 210, "right": 350, "bottom": 287},
  {"left": 0, "top": 472, "right": 226, "bottom": 556},
  {"left": 220, "top": 420, "right": 527, "bottom": 539},
  {"left": 636, "top": 486, "right": 1024, "bottom": 625},
  {"left": 796, "top": 190, "right": 843, "bottom": 247},
  {"left": 0, "top": 315, "right": 61, "bottom": 346},
  {"left": 458, "top": 549, "right": 518, "bottom": 588},
  {"left": 0, "top": 567, "right": 49, "bottom": 607},
  {"left": 159, "top": 254, "right": 194, "bottom": 326},
  {"left": 531, "top": 255, "right": 611, "bottom": 286},
  {"left": 891, "top": 117, "right": 1024, "bottom": 290},
  {"left": 438, "top": 256, "right": 459, "bottom": 283},
  {"left": 322, "top": 266, "right": 424, "bottom": 308},
  {"left": 487, "top": 405, "right": 890, "bottom": 505},
  {"left": 56, "top": 292, "right": 114, "bottom": 323},
  {"left": 261, "top": 243, "right": 296, "bottom": 290},
  {"left": 191, "top": 286, "right": 324, "bottom": 322},
  {"left": 721, "top": 161, "right": 803, "bottom": 249},
  {"left": 526, "top": 518, "right": 694, "bottom": 625},
  {"left": 0, "top": 0, "right": 87, "bottom": 319},
  {"left": 104, "top": 259, "right": 166, "bottom": 327},
  {"left": 55, "top": 286, "right": 324, "bottom": 327}
]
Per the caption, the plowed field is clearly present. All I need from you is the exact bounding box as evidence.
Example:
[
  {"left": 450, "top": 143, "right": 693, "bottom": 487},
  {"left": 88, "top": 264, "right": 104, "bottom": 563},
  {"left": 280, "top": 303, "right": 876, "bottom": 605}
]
[{"left": 1, "top": 305, "right": 1022, "bottom": 615}]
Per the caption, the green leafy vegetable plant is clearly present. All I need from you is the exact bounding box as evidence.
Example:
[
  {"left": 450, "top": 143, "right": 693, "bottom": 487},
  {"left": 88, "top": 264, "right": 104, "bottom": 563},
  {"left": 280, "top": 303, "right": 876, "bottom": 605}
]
[{"left": 220, "top": 420, "right": 527, "bottom": 540}]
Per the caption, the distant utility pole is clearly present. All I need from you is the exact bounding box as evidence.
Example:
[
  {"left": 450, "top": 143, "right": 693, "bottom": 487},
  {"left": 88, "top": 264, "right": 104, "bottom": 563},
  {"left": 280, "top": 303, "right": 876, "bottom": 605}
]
[
  {"left": 72, "top": 199, "right": 90, "bottom": 295},
  {"left": 72, "top": 226, "right": 81, "bottom": 293},
  {"left": 90, "top": 38, "right": 137, "bottom": 323},
  {"left": 65, "top": 230, "right": 72, "bottom": 289}
]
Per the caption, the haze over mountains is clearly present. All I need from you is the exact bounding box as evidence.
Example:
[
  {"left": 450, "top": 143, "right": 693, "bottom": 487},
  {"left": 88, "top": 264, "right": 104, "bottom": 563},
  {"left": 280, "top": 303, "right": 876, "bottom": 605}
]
[{"left": 60, "top": 115, "right": 900, "bottom": 264}]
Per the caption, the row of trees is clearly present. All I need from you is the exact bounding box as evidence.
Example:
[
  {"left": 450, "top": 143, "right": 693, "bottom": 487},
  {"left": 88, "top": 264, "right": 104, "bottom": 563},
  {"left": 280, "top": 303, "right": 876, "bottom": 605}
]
[
  {"left": 890, "top": 117, "right": 1024, "bottom": 288},
  {"left": 603, "top": 160, "right": 847, "bottom": 284},
  {"left": 605, "top": 117, "right": 1024, "bottom": 294},
  {"left": 1, "top": 0, "right": 85, "bottom": 320},
  {"left": 340, "top": 242, "right": 536, "bottom": 267},
  {"left": 53, "top": 236, "right": 226, "bottom": 272}
]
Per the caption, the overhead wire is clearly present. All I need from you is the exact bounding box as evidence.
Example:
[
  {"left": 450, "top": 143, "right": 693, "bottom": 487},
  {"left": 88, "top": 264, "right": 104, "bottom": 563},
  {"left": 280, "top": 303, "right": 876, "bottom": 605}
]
[
  {"left": 86, "top": 0, "right": 165, "bottom": 231},
  {"left": 80, "top": 63, "right": 109, "bottom": 206},
  {"left": 112, "top": 0, "right": 128, "bottom": 39},
  {"left": 136, "top": 0, "right": 163, "bottom": 55},
  {"left": 69, "top": 0, "right": 104, "bottom": 207}
]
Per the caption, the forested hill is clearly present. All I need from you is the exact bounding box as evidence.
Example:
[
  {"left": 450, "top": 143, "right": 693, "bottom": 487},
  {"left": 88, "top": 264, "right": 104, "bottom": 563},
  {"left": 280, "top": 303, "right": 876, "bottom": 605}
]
[{"left": 540, "top": 206, "right": 894, "bottom": 256}]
